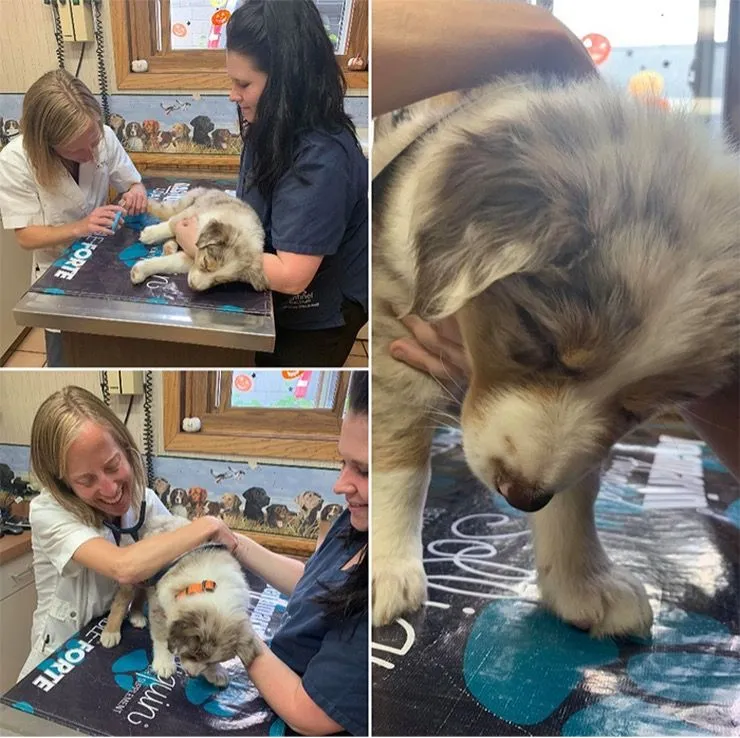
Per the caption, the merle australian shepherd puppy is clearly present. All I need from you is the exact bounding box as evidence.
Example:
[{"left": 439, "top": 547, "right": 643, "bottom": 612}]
[{"left": 371, "top": 75, "right": 739, "bottom": 637}]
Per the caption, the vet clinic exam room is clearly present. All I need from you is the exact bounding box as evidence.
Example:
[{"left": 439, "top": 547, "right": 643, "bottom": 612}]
[
  {"left": 0, "top": 0, "right": 368, "bottom": 370},
  {"left": 0, "top": 368, "right": 369, "bottom": 736},
  {"left": 370, "top": 0, "right": 739, "bottom": 736}
]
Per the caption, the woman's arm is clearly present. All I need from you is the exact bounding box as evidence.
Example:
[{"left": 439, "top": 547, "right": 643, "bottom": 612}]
[
  {"left": 72, "top": 516, "right": 237, "bottom": 585},
  {"left": 173, "top": 218, "right": 323, "bottom": 295},
  {"left": 231, "top": 533, "right": 305, "bottom": 597},
  {"left": 372, "top": 0, "right": 596, "bottom": 116},
  {"left": 15, "top": 204, "right": 124, "bottom": 249},
  {"left": 262, "top": 252, "right": 323, "bottom": 295},
  {"left": 680, "top": 377, "right": 739, "bottom": 481},
  {"left": 246, "top": 644, "right": 343, "bottom": 736}
]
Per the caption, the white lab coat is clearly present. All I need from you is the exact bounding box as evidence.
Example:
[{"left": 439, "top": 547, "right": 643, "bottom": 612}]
[
  {"left": 18, "top": 487, "right": 170, "bottom": 681},
  {"left": 0, "top": 125, "right": 141, "bottom": 280}
]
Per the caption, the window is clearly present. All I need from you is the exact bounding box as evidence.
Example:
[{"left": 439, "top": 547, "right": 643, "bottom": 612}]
[
  {"left": 110, "top": 0, "right": 368, "bottom": 91},
  {"left": 166, "top": 0, "right": 354, "bottom": 54},
  {"left": 163, "top": 371, "right": 349, "bottom": 461},
  {"left": 549, "top": 0, "right": 734, "bottom": 133}
]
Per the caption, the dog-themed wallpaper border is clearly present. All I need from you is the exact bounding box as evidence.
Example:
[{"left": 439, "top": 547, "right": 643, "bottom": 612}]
[
  {"left": 0, "top": 443, "right": 345, "bottom": 542},
  {"left": 0, "top": 93, "right": 368, "bottom": 155}
]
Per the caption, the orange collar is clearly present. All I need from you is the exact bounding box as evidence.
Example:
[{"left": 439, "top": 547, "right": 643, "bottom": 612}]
[{"left": 175, "top": 580, "right": 217, "bottom": 600}]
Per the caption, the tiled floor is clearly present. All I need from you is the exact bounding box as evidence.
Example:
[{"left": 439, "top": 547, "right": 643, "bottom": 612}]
[
  {"left": 1, "top": 328, "right": 368, "bottom": 368},
  {"left": 3, "top": 328, "right": 47, "bottom": 368}
]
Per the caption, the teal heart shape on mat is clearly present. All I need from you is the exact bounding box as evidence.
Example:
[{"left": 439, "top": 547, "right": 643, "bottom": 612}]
[{"left": 464, "top": 599, "right": 619, "bottom": 725}]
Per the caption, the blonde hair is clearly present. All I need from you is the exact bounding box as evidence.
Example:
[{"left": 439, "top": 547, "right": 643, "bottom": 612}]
[
  {"left": 30, "top": 386, "right": 146, "bottom": 529},
  {"left": 21, "top": 69, "right": 103, "bottom": 190}
]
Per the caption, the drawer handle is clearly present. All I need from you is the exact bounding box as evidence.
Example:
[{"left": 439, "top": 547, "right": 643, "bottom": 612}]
[{"left": 11, "top": 567, "right": 34, "bottom": 586}]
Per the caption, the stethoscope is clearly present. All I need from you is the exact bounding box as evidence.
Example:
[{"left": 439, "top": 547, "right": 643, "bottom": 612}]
[
  {"left": 103, "top": 499, "right": 146, "bottom": 546},
  {"left": 102, "top": 498, "right": 226, "bottom": 587}
]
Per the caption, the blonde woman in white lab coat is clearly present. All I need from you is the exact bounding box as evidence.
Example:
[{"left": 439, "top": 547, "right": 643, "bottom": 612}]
[
  {"left": 19, "top": 385, "right": 239, "bottom": 680},
  {"left": 0, "top": 69, "right": 147, "bottom": 367}
]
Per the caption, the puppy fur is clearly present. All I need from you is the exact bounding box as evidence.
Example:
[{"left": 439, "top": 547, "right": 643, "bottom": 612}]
[
  {"left": 130, "top": 188, "right": 268, "bottom": 292},
  {"left": 372, "top": 75, "right": 740, "bottom": 636},
  {"left": 100, "top": 515, "right": 261, "bottom": 684}
]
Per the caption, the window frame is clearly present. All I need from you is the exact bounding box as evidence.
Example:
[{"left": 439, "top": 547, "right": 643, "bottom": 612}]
[
  {"left": 162, "top": 371, "right": 348, "bottom": 462},
  {"left": 110, "top": 0, "right": 368, "bottom": 91}
]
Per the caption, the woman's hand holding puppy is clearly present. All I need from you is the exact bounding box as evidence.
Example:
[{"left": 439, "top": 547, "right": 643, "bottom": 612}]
[
  {"left": 173, "top": 215, "right": 199, "bottom": 258},
  {"left": 202, "top": 514, "right": 240, "bottom": 553},
  {"left": 391, "top": 316, "right": 470, "bottom": 384}
]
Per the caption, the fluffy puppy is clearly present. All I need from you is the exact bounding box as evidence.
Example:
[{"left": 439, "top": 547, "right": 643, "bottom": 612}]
[
  {"left": 371, "top": 75, "right": 740, "bottom": 636},
  {"left": 101, "top": 515, "right": 261, "bottom": 685},
  {"left": 129, "top": 188, "right": 267, "bottom": 292}
]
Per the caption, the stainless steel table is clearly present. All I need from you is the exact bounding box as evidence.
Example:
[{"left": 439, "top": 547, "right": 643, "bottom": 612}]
[
  {"left": 13, "top": 291, "right": 275, "bottom": 368},
  {"left": 12, "top": 171, "right": 276, "bottom": 368},
  {"left": 0, "top": 702, "right": 83, "bottom": 736}
]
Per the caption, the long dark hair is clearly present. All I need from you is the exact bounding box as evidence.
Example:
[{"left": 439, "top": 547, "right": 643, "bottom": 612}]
[
  {"left": 227, "top": 0, "right": 357, "bottom": 197},
  {"left": 315, "top": 371, "right": 368, "bottom": 624}
]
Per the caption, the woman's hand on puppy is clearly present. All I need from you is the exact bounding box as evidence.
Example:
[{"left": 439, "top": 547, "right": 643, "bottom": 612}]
[
  {"left": 174, "top": 216, "right": 199, "bottom": 258},
  {"left": 201, "top": 515, "right": 240, "bottom": 554},
  {"left": 120, "top": 183, "right": 148, "bottom": 216},
  {"left": 391, "top": 315, "right": 471, "bottom": 384}
]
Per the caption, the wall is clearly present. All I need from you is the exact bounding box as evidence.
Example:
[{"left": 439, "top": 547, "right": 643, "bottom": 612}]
[
  {"left": 0, "top": 1, "right": 368, "bottom": 155},
  {"left": 0, "top": 370, "right": 345, "bottom": 537}
]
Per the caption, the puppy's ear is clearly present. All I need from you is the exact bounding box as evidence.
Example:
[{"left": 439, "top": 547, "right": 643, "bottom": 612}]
[
  {"left": 408, "top": 120, "right": 590, "bottom": 320},
  {"left": 196, "top": 221, "right": 230, "bottom": 250}
]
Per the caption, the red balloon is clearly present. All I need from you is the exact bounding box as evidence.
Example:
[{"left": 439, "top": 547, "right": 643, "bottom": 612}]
[{"left": 582, "top": 33, "right": 612, "bottom": 66}]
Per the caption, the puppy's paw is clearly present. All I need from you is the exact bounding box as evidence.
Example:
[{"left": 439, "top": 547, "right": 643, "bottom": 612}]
[
  {"left": 244, "top": 268, "right": 269, "bottom": 292},
  {"left": 139, "top": 225, "right": 160, "bottom": 245},
  {"left": 130, "top": 264, "right": 146, "bottom": 284},
  {"left": 540, "top": 565, "right": 653, "bottom": 638},
  {"left": 99, "top": 629, "right": 121, "bottom": 648},
  {"left": 129, "top": 611, "right": 148, "bottom": 629},
  {"left": 203, "top": 664, "right": 229, "bottom": 688},
  {"left": 187, "top": 271, "right": 211, "bottom": 292},
  {"left": 236, "top": 627, "right": 263, "bottom": 668},
  {"left": 163, "top": 239, "right": 179, "bottom": 256},
  {"left": 372, "top": 556, "right": 427, "bottom": 627},
  {"left": 152, "top": 653, "right": 177, "bottom": 679}
]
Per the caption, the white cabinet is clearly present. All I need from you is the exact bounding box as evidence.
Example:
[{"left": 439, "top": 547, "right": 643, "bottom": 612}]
[{"left": 0, "top": 550, "right": 37, "bottom": 694}]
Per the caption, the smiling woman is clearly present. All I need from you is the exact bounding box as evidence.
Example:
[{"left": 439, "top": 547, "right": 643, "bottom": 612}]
[
  {"left": 18, "top": 385, "right": 238, "bottom": 682},
  {"left": 225, "top": 370, "right": 368, "bottom": 735}
]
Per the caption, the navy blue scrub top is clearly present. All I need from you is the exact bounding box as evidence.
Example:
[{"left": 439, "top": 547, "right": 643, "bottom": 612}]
[
  {"left": 236, "top": 127, "right": 368, "bottom": 331},
  {"left": 269, "top": 510, "right": 368, "bottom": 736}
]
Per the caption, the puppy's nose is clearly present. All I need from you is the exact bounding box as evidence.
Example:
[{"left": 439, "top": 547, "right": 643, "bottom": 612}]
[{"left": 495, "top": 469, "right": 554, "bottom": 513}]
